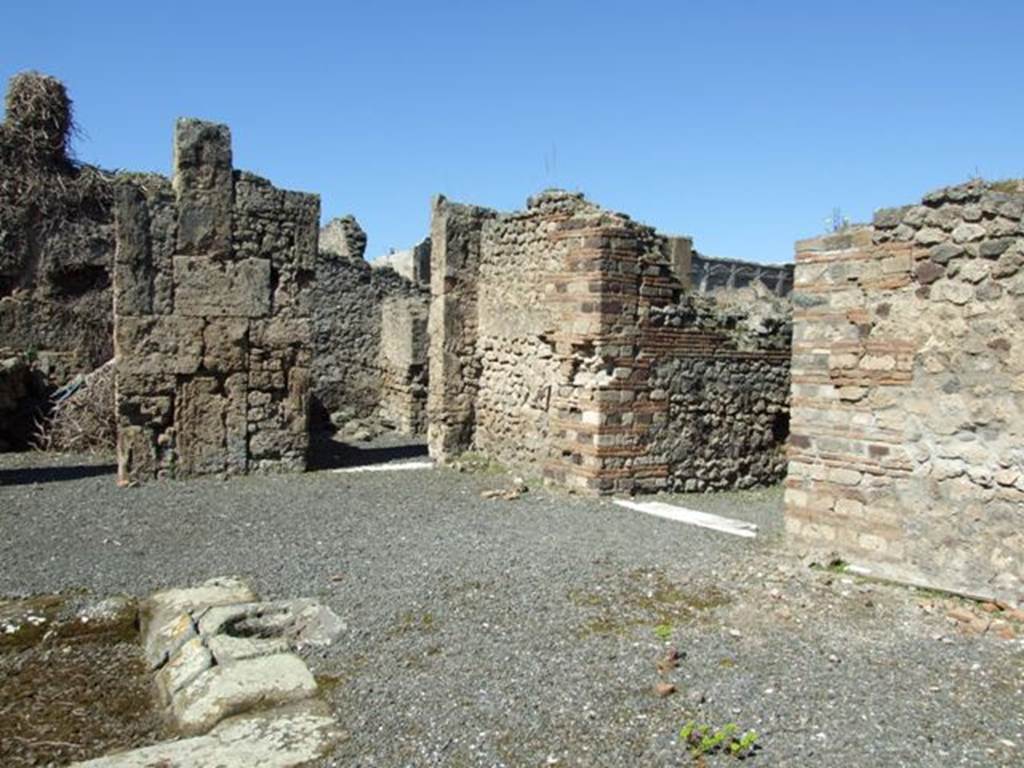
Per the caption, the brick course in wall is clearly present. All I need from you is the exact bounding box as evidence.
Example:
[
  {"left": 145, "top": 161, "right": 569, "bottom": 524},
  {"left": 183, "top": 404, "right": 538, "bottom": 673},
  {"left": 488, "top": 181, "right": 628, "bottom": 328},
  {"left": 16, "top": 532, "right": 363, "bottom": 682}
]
[
  {"left": 785, "top": 180, "right": 1024, "bottom": 605},
  {"left": 428, "top": 190, "right": 792, "bottom": 494},
  {"left": 113, "top": 119, "right": 319, "bottom": 483}
]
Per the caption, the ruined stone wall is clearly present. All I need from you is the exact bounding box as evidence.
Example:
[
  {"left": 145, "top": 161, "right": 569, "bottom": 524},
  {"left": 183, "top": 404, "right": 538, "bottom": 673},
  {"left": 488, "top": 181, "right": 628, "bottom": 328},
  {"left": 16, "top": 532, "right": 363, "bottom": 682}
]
[
  {"left": 471, "top": 192, "right": 594, "bottom": 470},
  {"left": 426, "top": 197, "right": 496, "bottom": 457},
  {"left": 0, "top": 73, "right": 116, "bottom": 389},
  {"left": 429, "top": 190, "right": 791, "bottom": 493},
  {"left": 113, "top": 119, "right": 318, "bottom": 483},
  {"left": 378, "top": 295, "right": 429, "bottom": 434},
  {"left": 642, "top": 299, "right": 791, "bottom": 493},
  {"left": 541, "top": 211, "right": 791, "bottom": 494},
  {"left": 785, "top": 180, "right": 1024, "bottom": 605},
  {"left": 314, "top": 216, "right": 429, "bottom": 433}
]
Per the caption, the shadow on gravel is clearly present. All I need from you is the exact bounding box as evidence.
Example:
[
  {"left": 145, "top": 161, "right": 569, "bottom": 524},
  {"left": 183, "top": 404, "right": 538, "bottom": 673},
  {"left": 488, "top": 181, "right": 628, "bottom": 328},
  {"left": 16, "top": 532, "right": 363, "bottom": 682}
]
[
  {"left": 308, "top": 432, "right": 428, "bottom": 471},
  {"left": 0, "top": 463, "right": 116, "bottom": 487}
]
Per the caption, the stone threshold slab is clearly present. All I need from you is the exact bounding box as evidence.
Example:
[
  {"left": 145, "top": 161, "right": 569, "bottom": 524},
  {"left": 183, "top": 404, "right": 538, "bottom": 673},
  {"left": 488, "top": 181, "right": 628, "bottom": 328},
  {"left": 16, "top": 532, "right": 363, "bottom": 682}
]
[
  {"left": 331, "top": 460, "right": 435, "bottom": 474},
  {"left": 71, "top": 701, "right": 343, "bottom": 768},
  {"left": 613, "top": 499, "right": 758, "bottom": 538}
]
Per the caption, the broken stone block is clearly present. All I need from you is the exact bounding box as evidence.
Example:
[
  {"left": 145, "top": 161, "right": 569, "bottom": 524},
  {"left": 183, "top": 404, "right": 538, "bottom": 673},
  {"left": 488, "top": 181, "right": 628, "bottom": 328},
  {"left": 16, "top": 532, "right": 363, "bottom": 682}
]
[
  {"left": 202, "top": 319, "right": 248, "bottom": 373},
  {"left": 116, "top": 316, "right": 204, "bottom": 376},
  {"left": 157, "top": 636, "right": 214, "bottom": 701},
  {"left": 113, "top": 182, "right": 155, "bottom": 316},
  {"left": 177, "top": 197, "right": 232, "bottom": 256},
  {"left": 172, "top": 652, "right": 317, "bottom": 735},
  {"left": 172, "top": 119, "right": 233, "bottom": 192},
  {"left": 223, "top": 373, "right": 249, "bottom": 474},
  {"left": 115, "top": 425, "right": 163, "bottom": 484},
  {"left": 143, "top": 611, "right": 197, "bottom": 671},
  {"left": 175, "top": 377, "right": 229, "bottom": 476},
  {"left": 141, "top": 577, "right": 257, "bottom": 668},
  {"left": 69, "top": 700, "right": 342, "bottom": 768},
  {"left": 249, "top": 317, "right": 312, "bottom": 350}
]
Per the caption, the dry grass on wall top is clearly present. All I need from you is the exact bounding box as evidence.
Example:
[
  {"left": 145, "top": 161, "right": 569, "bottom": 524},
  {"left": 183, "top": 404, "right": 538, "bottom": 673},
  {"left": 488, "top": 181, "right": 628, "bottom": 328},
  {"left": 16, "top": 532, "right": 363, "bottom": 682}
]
[
  {"left": 0, "top": 71, "right": 113, "bottom": 244},
  {"left": 2, "top": 71, "right": 74, "bottom": 164}
]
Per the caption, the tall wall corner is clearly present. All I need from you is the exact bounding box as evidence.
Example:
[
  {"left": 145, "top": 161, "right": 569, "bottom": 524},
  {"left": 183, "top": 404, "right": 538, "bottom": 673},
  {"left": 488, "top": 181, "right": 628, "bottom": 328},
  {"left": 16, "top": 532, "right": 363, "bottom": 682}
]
[
  {"left": 113, "top": 118, "right": 318, "bottom": 484},
  {"left": 785, "top": 180, "right": 1024, "bottom": 606}
]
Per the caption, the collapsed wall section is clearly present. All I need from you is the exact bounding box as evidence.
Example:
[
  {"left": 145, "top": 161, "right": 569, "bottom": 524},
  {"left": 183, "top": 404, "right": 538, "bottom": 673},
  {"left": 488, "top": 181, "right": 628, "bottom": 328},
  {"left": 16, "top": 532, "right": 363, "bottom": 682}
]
[
  {"left": 0, "top": 72, "right": 116, "bottom": 409},
  {"left": 785, "top": 180, "right": 1024, "bottom": 604},
  {"left": 113, "top": 119, "right": 318, "bottom": 483}
]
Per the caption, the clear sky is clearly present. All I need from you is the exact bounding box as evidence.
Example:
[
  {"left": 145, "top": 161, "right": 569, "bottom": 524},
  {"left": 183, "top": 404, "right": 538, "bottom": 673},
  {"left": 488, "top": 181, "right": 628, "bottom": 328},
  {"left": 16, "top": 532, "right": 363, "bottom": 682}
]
[{"left": 4, "top": 1, "right": 1022, "bottom": 263}]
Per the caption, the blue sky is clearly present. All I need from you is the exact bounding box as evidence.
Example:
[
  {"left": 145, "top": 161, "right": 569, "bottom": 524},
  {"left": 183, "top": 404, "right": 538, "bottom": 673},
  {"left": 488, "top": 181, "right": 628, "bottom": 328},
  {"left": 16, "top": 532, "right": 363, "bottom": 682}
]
[{"left": 4, "top": 1, "right": 1022, "bottom": 263}]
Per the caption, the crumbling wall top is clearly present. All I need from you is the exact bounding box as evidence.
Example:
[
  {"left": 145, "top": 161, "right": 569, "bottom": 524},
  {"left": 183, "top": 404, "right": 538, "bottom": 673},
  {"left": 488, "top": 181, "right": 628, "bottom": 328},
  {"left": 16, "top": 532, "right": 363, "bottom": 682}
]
[{"left": 320, "top": 215, "right": 367, "bottom": 261}]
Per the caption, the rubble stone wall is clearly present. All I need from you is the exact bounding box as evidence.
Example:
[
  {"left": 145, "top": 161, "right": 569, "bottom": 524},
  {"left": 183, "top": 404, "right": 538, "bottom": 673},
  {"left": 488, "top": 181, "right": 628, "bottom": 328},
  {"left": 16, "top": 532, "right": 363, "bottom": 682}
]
[
  {"left": 378, "top": 295, "right": 429, "bottom": 434},
  {"left": 472, "top": 193, "right": 592, "bottom": 470},
  {"left": 426, "top": 196, "right": 496, "bottom": 457},
  {"left": 0, "top": 74, "right": 116, "bottom": 389},
  {"left": 643, "top": 301, "right": 791, "bottom": 493},
  {"left": 785, "top": 180, "right": 1024, "bottom": 605},
  {"left": 429, "top": 190, "right": 792, "bottom": 492},
  {"left": 113, "top": 119, "right": 318, "bottom": 483},
  {"left": 315, "top": 216, "right": 429, "bottom": 434}
]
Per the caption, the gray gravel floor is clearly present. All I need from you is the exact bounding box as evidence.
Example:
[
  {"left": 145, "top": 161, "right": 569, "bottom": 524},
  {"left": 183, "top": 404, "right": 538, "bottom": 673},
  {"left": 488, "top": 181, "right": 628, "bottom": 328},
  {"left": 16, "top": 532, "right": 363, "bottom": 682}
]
[{"left": 1, "top": 448, "right": 1022, "bottom": 767}]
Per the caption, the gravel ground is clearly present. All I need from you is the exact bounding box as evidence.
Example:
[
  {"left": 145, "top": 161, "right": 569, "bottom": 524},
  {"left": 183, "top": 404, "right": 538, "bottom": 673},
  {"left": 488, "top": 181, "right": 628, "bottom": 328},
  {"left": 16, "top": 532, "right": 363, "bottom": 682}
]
[{"left": 1, "top": 447, "right": 1022, "bottom": 767}]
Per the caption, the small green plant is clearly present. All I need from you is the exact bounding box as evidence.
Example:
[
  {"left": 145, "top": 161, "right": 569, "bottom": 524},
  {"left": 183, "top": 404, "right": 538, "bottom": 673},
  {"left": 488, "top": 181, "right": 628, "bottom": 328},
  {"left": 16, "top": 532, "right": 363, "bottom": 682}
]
[
  {"left": 680, "top": 720, "right": 759, "bottom": 760},
  {"left": 653, "top": 623, "right": 673, "bottom": 641},
  {"left": 810, "top": 557, "right": 849, "bottom": 574},
  {"left": 730, "top": 729, "right": 759, "bottom": 757}
]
